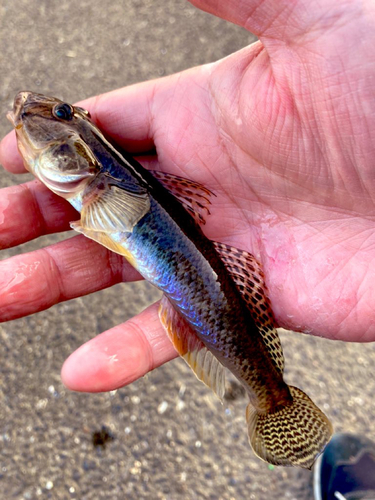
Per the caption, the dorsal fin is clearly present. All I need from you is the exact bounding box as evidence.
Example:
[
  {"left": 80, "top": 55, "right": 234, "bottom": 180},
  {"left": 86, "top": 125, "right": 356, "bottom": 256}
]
[
  {"left": 213, "top": 242, "right": 284, "bottom": 374},
  {"left": 159, "top": 295, "right": 226, "bottom": 401},
  {"left": 150, "top": 171, "right": 214, "bottom": 225}
]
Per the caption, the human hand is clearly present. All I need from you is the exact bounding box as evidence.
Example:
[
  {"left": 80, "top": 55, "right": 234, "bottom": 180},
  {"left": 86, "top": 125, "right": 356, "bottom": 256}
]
[{"left": 1, "top": 0, "right": 374, "bottom": 393}]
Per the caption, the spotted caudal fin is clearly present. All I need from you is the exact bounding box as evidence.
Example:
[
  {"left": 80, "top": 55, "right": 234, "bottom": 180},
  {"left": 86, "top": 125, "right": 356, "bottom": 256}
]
[{"left": 246, "top": 386, "right": 333, "bottom": 469}]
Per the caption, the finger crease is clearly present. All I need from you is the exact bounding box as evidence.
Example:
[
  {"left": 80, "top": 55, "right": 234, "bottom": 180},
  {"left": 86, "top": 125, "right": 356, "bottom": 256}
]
[
  {"left": 126, "top": 319, "right": 154, "bottom": 376},
  {"left": 42, "top": 247, "right": 66, "bottom": 304},
  {"left": 24, "top": 182, "right": 46, "bottom": 237}
]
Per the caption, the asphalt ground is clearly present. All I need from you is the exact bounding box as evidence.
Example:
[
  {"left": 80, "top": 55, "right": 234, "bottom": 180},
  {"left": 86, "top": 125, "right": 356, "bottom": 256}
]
[{"left": 0, "top": 1, "right": 374, "bottom": 499}]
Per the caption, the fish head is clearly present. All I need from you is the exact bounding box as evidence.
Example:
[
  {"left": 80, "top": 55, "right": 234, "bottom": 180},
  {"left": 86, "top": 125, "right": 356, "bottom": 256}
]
[{"left": 8, "top": 91, "right": 97, "bottom": 198}]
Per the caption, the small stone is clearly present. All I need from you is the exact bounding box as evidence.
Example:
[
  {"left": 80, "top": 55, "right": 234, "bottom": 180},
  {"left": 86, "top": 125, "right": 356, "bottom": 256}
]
[
  {"left": 176, "top": 400, "right": 185, "bottom": 411},
  {"left": 36, "top": 398, "right": 48, "bottom": 410},
  {"left": 179, "top": 384, "right": 186, "bottom": 398},
  {"left": 157, "top": 401, "right": 168, "bottom": 414}
]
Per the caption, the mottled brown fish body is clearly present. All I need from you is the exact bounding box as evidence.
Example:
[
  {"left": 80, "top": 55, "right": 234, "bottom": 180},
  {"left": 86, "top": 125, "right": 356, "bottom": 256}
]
[{"left": 9, "top": 91, "right": 333, "bottom": 469}]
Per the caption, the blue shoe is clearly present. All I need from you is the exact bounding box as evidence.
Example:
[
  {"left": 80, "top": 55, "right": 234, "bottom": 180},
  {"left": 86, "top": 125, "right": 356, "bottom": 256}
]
[{"left": 314, "top": 433, "right": 375, "bottom": 500}]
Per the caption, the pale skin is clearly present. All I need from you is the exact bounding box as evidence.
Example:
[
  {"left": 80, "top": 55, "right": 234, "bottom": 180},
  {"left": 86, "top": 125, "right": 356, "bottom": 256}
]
[{"left": 0, "top": 0, "right": 375, "bottom": 393}]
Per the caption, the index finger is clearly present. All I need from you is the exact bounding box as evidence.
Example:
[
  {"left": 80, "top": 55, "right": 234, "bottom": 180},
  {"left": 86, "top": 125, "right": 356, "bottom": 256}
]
[{"left": 61, "top": 302, "right": 178, "bottom": 392}]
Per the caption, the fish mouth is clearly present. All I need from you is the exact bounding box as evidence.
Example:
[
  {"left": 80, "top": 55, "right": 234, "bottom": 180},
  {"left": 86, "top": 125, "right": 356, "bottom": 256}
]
[
  {"left": 7, "top": 91, "right": 34, "bottom": 128},
  {"left": 6, "top": 110, "right": 15, "bottom": 126}
]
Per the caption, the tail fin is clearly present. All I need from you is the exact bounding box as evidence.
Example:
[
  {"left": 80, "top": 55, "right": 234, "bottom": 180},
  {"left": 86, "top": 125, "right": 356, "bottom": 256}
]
[{"left": 246, "top": 386, "right": 333, "bottom": 469}]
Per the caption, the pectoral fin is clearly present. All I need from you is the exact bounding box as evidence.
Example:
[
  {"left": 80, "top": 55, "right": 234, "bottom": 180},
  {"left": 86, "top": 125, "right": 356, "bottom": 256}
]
[
  {"left": 81, "top": 176, "right": 150, "bottom": 233},
  {"left": 159, "top": 295, "right": 225, "bottom": 401},
  {"left": 71, "top": 221, "right": 137, "bottom": 267}
]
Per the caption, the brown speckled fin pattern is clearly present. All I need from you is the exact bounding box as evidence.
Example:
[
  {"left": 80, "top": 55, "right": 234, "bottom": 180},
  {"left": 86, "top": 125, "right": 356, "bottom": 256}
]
[
  {"left": 159, "top": 295, "right": 226, "bottom": 401},
  {"left": 213, "top": 242, "right": 284, "bottom": 374},
  {"left": 151, "top": 171, "right": 214, "bottom": 225},
  {"left": 246, "top": 386, "right": 333, "bottom": 469}
]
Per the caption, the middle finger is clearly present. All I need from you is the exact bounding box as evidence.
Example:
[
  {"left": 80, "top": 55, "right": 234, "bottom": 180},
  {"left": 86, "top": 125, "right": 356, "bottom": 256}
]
[{"left": 0, "top": 234, "right": 142, "bottom": 322}]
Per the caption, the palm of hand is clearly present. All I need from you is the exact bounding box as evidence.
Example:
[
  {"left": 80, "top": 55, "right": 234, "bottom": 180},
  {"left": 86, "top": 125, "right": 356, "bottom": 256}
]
[
  {"left": 0, "top": 2, "right": 374, "bottom": 392},
  {"left": 148, "top": 37, "right": 375, "bottom": 343}
]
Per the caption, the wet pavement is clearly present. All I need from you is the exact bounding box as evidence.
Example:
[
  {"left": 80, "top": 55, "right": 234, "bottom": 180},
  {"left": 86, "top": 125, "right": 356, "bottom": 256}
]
[{"left": 0, "top": 1, "right": 374, "bottom": 499}]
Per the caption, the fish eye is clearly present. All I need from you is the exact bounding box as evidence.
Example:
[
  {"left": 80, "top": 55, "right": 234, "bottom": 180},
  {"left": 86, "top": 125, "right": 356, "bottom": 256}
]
[{"left": 52, "top": 103, "right": 74, "bottom": 121}]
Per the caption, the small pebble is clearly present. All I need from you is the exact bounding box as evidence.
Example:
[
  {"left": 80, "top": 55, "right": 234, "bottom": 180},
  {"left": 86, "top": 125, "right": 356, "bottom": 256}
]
[{"left": 157, "top": 401, "right": 168, "bottom": 414}]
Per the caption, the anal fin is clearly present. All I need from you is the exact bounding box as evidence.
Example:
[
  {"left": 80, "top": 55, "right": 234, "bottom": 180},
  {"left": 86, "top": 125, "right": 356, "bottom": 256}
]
[{"left": 159, "top": 295, "right": 225, "bottom": 401}]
